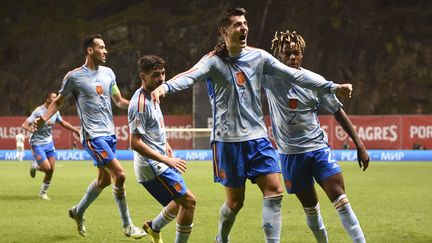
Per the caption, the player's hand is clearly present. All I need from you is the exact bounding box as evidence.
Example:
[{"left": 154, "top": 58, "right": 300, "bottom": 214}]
[
  {"left": 213, "top": 41, "right": 227, "bottom": 57},
  {"left": 165, "top": 157, "right": 187, "bottom": 173},
  {"left": 335, "top": 83, "right": 353, "bottom": 99},
  {"left": 32, "top": 117, "right": 46, "bottom": 132},
  {"left": 357, "top": 147, "right": 370, "bottom": 171},
  {"left": 151, "top": 85, "right": 167, "bottom": 106}
]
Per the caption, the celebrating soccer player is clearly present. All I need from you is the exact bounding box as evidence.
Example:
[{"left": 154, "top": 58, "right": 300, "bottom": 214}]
[
  {"left": 33, "top": 34, "right": 146, "bottom": 239},
  {"left": 265, "top": 30, "right": 370, "bottom": 242},
  {"left": 128, "top": 55, "right": 196, "bottom": 243},
  {"left": 151, "top": 7, "right": 354, "bottom": 243},
  {"left": 22, "top": 91, "right": 80, "bottom": 200}
]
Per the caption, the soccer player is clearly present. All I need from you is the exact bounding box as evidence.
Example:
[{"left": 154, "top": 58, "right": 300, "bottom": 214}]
[
  {"left": 266, "top": 30, "right": 370, "bottom": 243},
  {"left": 128, "top": 55, "right": 196, "bottom": 243},
  {"left": 22, "top": 92, "right": 80, "bottom": 200},
  {"left": 15, "top": 130, "right": 25, "bottom": 161},
  {"left": 151, "top": 8, "right": 353, "bottom": 243},
  {"left": 33, "top": 34, "right": 146, "bottom": 239}
]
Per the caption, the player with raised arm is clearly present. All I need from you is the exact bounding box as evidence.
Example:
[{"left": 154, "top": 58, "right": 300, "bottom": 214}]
[
  {"left": 152, "top": 7, "right": 353, "bottom": 243},
  {"left": 22, "top": 92, "right": 80, "bottom": 200},
  {"left": 33, "top": 34, "right": 146, "bottom": 239},
  {"left": 266, "top": 30, "right": 369, "bottom": 243},
  {"left": 128, "top": 55, "right": 196, "bottom": 243}
]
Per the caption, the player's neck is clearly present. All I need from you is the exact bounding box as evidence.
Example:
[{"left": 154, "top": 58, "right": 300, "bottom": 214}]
[
  {"left": 227, "top": 45, "right": 243, "bottom": 57},
  {"left": 84, "top": 58, "right": 99, "bottom": 70}
]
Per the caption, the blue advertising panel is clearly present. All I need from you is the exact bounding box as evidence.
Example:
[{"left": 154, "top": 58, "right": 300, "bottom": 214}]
[{"left": 0, "top": 150, "right": 431, "bottom": 162}]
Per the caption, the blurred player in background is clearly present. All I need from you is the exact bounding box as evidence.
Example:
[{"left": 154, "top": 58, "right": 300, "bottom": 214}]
[
  {"left": 266, "top": 30, "right": 370, "bottom": 243},
  {"left": 33, "top": 34, "right": 146, "bottom": 239},
  {"left": 152, "top": 7, "right": 353, "bottom": 243},
  {"left": 129, "top": 55, "right": 196, "bottom": 243},
  {"left": 22, "top": 91, "right": 80, "bottom": 200},
  {"left": 15, "top": 130, "right": 25, "bottom": 161}
]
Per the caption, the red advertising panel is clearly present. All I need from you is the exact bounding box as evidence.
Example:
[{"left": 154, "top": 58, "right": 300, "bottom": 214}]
[
  {"left": 1, "top": 115, "right": 431, "bottom": 150},
  {"left": 402, "top": 115, "right": 432, "bottom": 149},
  {"left": 328, "top": 115, "right": 402, "bottom": 149},
  {"left": 0, "top": 116, "right": 193, "bottom": 150}
]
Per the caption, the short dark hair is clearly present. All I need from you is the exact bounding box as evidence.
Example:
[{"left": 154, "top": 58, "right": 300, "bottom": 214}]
[
  {"left": 216, "top": 7, "right": 246, "bottom": 30},
  {"left": 137, "top": 55, "right": 166, "bottom": 73},
  {"left": 81, "top": 34, "right": 103, "bottom": 54},
  {"left": 44, "top": 91, "right": 56, "bottom": 102}
]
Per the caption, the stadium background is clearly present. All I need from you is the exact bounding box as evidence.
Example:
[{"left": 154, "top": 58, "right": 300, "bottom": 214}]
[
  {"left": 1, "top": 0, "right": 431, "bottom": 159},
  {"left": 1, "top": 1, "right": 432, "bottom": 242}
]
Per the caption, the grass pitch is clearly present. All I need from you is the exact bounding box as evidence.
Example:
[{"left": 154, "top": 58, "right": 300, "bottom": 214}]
[{"left": 0, "top": 160, "right": 431, "bottom": 242}]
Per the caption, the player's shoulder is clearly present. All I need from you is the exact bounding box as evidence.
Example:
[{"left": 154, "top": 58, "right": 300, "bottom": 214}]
[
  {"left": 99, "top": 65, "right": 113, "bottom": 72},
  {"left": 245, "top": 46, "right": 269, "bottom": 55},
  {"left": 243, "top": 46, "right": 273, "bottom": 61},
  {"left": 130, "top": 89, "right": 150, "bottom": 113},
  {"left": 32, "top": 105, "right": 46, "bottom": 115},
  {"left": 63, "top": 66, "right": 85, "bottom": 80}
]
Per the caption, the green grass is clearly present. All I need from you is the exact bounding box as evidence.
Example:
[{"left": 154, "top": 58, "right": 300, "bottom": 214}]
[{"left": 0, "top": 161, "right": 431, "bottom": 242}]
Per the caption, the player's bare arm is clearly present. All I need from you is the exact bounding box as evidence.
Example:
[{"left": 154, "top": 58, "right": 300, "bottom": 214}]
[
  {"left": 131, "top": 134, "right": 187, "bottom": 173},
  {"left": 111, "top": 91, "right": 129, "bottom": 109},
  {"left": 150, "top": 85, "right": 167, "bottom": 106},
  {"left": 59, "top": 120, "right": 80, "bottom": 137},
  {"left": 22, "top": 120, "right": 36, "bottom": 133},
  {"left": 334, "top": 108, "right": 370, "bottom": 171},
  {"left": 33, "top": 94, "right": 65, "bottom": 130}
]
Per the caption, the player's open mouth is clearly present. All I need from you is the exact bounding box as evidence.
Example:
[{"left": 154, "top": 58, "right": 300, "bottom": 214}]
[{"left": 239, "top": 35, "right": 246, "bottom": 41}]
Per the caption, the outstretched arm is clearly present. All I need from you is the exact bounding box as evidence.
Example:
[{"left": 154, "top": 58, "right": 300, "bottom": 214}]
[
  {"left": 58, "top": 120, "right": 80, "bottom": 137},
  {"left": 130, "top": 134, "right": 187, "bottom": 173},
  {"left": 334, "top": 108, "right": 370, "bottom": 171},
  {"left": 151, "top": 55, "right": 212, "bottom": 105},
  {"left": 33, "top": 94, "right": 65, "bottom": 130},
  {"left": 267, "top": 56, "right": 353, "bottom": 99}
]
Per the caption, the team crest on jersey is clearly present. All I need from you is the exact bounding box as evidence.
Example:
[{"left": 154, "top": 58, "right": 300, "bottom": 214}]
[
  {"left": 96, "top": 85, "right": 103, "bottom": 95},
  {"left": 37, "top": 155, "right": 42, "bottom": 161},
  {"left": 285, "top": 179, "right": 292, "bottom": 189},
  {"left": 235, "top": 71, "right": 246, "bottom": 86},
  {"left": 288, "top": 98, "right": 298, "bottom": 109},
  {"left": 173, "top": 182, "right": 183, "bottom": 192}
]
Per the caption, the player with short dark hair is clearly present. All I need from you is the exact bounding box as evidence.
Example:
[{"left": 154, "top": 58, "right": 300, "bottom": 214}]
[
  {"left": 152, "top": 7, "right": 354, "bottom": 243},
  {"left": 129, "top": 55, "right": 196, "bottom": 243},
  {"left": 34, "top": 34, "right": 146, "bottom": 239},
  {"left": 266, "top": 30, "right": 370, "bottom": 243}
]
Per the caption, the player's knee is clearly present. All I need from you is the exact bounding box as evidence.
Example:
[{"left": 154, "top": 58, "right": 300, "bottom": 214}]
[
  {"left": 228, "top": 200, "right": 244, "bottom": 212},
  {"left": 114, "top": 172, "right": 126, "bottom": 184},
  {"left": 98, "top": 178, "right": 111, "bottom": 188},
  {"left": 181, "top": 193, "right": 196, "bottom": 211},
  {"left": 46, "top": 167, "right": 54, "bottom": 175}
]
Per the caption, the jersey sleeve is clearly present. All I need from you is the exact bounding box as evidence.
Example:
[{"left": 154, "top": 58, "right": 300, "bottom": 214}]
[
  {"left": 55, "top": 111, "right": 63, "bottom": 123},
  {"left": 26, "top": 107, "right": 41, "bottom": 124},
  {"left": 59, "top": 72, "right": 74, "bottom": 96},
  {"left": 263, "top": 51, "right": 337, "bottom": 93},
  {"left": 128, "top": 98, "right": 147, "bottom": 136},
  {"left": 318, "top": 92, "right": 343, "bottom": 113},
  {"left": 164, "top": 54, "right": 213, "bottom": 94},
  {"left": 111, "top": 84, "right": 120, "bottom": 96},
  {"left": 109, "top": 68, "right": 119, "bottom": 96}
]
